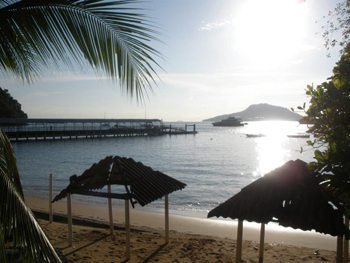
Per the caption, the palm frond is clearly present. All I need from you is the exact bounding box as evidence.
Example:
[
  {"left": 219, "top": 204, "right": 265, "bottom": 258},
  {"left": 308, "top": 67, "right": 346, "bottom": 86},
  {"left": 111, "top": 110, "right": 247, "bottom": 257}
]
[
  {"left": 0, "top": 130, "right": 61, "bottom": 262},
  {"left": 0, "top": 128, "right": 23, "bottom": 198},
  {"left": 0, "top": 0, "right": 162, "bottom": 100},
  {"left": 0, "top": 230, "right": 5, "bottom": 261}
]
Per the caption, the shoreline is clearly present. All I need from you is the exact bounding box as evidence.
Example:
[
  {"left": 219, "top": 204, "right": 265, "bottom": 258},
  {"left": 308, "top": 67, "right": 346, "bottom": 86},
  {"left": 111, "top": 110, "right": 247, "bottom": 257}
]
[{"left": 26, "top": 195, "right": 337, "bottom": 251}]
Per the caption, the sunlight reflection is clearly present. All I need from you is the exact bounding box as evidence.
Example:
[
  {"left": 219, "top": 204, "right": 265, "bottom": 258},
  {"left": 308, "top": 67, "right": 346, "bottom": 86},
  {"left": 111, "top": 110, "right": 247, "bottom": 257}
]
[
  {"left": 253, "top": 121, "right": 291, "bottom": 176},
  {"left": 255, "top": 136, "right": 290, "bottom": 176}
]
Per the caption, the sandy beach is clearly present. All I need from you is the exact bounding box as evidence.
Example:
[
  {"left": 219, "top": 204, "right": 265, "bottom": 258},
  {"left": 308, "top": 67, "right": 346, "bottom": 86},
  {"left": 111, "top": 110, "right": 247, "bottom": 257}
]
[{"left": 27, "top": 195, "right": 338, "bottom": 262}]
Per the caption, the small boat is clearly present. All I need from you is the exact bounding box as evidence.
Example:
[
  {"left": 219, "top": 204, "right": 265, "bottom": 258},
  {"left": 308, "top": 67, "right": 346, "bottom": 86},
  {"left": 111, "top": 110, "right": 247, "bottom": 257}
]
[
  {"left": 287, "top": 134, "right": 310, "bottom": 138},
  {"left": 246, "top": 133, "right": 265, "bottom": 138},
  {"left": 212, "top": 116, "right": 245, "bottom": 127},
  {"left": 100, "top": 123, "right": 111, "bottom": 128}
]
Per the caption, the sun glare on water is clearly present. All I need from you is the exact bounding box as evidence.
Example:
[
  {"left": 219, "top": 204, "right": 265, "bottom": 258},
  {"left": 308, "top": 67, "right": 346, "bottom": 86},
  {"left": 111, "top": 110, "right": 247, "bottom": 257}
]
[
  {"left": 234, "top": 0, "right": 307, "bottom": 67},
  {"left": 255, "top": 135, "right": 289, "bottom": 176},
  {"left": 250, "top": 121, "right": 294, "bottom": 177}
]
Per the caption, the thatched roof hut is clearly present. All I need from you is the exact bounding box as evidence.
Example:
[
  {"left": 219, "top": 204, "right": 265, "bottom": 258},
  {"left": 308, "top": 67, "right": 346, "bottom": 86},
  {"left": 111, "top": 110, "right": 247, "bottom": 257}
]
[
  {"left": 53, "top": 155, "right": 186, "bottom": 206},
  {"left": 208, "top": 159, "right": 346, "bottom": 236},
  {"left": 52, "top": 155, "right": 186, "bottom": 260},
  {"left": 208, "top": 159, "right": 348, "bottom": 262}
]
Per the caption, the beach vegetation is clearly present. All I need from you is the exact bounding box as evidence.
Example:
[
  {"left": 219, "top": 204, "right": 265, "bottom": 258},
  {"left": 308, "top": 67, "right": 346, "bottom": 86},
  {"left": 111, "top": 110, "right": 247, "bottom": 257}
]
[
  {"left": 0, "top": 0, "right": 160, "bottom": 261},
  {"left": 322, "top": 1, "right": 350, "bottom": 54},
  {"left": 0, "top": 88, "right": 27, "bottom": 119},
  {"left": 0, "top": 130, "right": 61, "bottom": 262},
  {"left": 306, "top": 44, "right": 350, "bottom": 215},
  {"left": 0, "top": 0, "right": 161, "bottom": 100}
]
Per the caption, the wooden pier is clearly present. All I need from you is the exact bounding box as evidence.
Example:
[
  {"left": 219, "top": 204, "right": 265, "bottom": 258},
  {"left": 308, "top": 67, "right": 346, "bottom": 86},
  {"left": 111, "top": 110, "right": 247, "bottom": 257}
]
[
  {"left": 0, "top": 118, "right": 197, "bottom": 142},
  {"left": 161, "top": 124, "right": 197, "bottom": 135}
]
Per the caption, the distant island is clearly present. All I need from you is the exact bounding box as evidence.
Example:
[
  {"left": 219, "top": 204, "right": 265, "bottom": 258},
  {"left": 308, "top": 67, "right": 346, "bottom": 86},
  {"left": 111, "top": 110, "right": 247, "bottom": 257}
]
[{"left": 204, "top": 103, "right": 302, "bottom": 122}]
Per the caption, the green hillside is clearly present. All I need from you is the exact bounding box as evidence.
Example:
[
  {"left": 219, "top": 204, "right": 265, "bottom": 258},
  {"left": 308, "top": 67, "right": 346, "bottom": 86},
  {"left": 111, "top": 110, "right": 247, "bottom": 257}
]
[
  {"left": 0, "top": 88, "right": 27, "bottom": 119},
  {"left": 204, "top": 103, "right": 302, "bottom": 122}
]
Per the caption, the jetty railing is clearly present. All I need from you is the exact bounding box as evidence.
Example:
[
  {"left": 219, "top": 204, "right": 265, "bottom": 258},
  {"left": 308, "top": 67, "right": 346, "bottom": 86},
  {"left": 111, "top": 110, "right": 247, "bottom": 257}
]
[{"left": 0, "top": 118, "right": 197, "bottom": 142}]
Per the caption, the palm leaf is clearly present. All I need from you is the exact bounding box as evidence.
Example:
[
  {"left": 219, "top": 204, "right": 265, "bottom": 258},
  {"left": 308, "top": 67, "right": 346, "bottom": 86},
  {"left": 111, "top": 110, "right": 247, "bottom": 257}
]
[
  {"left": 0, "top": 0, "right": 162, "bottom": 101},
  {"left": 0, "top": 127, "right": 23, "bottom": 198},
  {"left": 0, "top": 130, "right": 61, "bottom": 262}
]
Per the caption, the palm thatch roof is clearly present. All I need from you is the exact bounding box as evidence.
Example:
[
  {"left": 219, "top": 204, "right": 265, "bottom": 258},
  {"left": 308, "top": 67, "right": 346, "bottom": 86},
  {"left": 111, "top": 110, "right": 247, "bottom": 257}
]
[
  {"left": 208, "top": 159, "right": 347, "bottom": 237},
  {"left": 52, "top": 156, "right": 186, "bottom": 206}
]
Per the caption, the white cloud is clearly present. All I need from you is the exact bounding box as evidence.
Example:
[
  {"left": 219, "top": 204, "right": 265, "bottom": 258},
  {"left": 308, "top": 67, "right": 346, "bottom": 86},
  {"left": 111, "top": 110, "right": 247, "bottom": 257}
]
[
  {"left": 199, "top": 20, "right": 231, "bottom": 31},
  {"left": 1, "top": 71, "right": 110, "bottom": 88},
  {"left": 37, "top": 72, "right": 109, "bottom": 83}
]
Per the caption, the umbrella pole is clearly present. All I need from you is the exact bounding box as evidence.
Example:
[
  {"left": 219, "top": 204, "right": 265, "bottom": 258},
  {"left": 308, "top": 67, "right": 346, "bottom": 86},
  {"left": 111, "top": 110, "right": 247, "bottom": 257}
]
[
  {"left": 337, "top": 235, "right": 343, "bottom": 263},
  {"left": 344, "top": 217, "right": 349, "bottom": 263},
  {"left": 67, "top": 193, "right": 73, "bottom": 246},
  {"left": 125, "top": 199, "right": 130, "bottom": 260},
  {"left": 259, "top": 223, "right": 265, "bottom": 263},
  {"left": 165, "top": 194, "right": 169, "bottom": 244},
  {"left": 236, "top": 219, "right": 243, "bottom": 263},
  {"left": 108, "top": 184, "right": 114, "bottom": 235}
]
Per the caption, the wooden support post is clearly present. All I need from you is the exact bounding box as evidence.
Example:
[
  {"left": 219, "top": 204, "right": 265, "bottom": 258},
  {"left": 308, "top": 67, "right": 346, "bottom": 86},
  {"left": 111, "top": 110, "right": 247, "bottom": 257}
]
[
  {"left": 125, "top": 199, "right": 130, "bottom": 260},
  {"left": 259, "top": 223, "right": 265, "bottom": 263},
  {"left": 344, "top": 217, "right": 349, "bottom": 263},
  {"left": 108, "top": 184, "right": 114, "bottom": 235},
  {"left": 67, "top": 194, "right": 73, "bottom": 246},
  {"left": 337, "top": 236, "right": 344, "bottom": 263},
  {"left": 236, "top": 220, "right": 243, "bottom": 263},
  {"left": 165, "top": 195, "right": 169, "bottom": 244},
  {"left": 49, "top": 174, "right": 53, "bottom": 223}
]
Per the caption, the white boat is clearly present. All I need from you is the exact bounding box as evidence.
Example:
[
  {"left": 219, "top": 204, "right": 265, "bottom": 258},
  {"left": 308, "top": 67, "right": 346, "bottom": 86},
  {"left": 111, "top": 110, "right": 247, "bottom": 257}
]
[
  {"left": 212, "top": 117, "right": 245, "bottom": 127},
  {"left": 287, "top": 134, "right": 310, "bottom": 138},
  {"left": 246, "top": 133, "right": 265, "bottom": 138}
]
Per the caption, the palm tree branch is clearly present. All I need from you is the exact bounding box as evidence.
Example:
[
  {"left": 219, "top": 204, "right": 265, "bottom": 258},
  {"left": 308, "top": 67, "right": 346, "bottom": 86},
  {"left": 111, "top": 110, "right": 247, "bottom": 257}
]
[
  {"left": 0, "top": 0, "right": 162, "bottom": 100},
  {"left": 0, "top": 169, "right": 61, "bottom": 262},
  {"left": 0, "top": 129, "right": 23, "bottom": 198},
  {"left": 0, "top": 130, "right": 61, "bottom": 262}
]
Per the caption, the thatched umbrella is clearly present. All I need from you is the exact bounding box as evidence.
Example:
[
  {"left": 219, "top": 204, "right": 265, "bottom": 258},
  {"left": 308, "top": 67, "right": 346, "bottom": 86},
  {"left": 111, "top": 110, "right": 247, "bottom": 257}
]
[
  {"left": 52, "top": 156, "right": 186, "bottom": 206},
  {"left": 208, "top": 159, "right": 348, "bottom": 263},
  {"left": 52, "top": 156, "right": 186, "bottom": 260}
]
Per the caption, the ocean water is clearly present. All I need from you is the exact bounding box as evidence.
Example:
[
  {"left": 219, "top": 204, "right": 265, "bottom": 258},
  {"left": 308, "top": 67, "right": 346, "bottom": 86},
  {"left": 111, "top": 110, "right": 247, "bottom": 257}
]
[{"left": 12, "top": 121, "right": 314, "bottom": 218}]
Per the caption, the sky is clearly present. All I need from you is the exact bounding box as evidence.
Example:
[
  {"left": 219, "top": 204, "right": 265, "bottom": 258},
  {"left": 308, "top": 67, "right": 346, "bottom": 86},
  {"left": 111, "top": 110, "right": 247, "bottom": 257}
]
[{"left": 1, "top": 0, "right": 344, "bottom": 121}]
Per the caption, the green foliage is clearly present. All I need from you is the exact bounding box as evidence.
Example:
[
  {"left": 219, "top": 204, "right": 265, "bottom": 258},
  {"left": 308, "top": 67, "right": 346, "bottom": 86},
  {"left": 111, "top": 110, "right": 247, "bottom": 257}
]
[
  {"left": 0, "top": 88, "right": 27, "bottom": 118},
  {"left": 0, "top": 130, "right": 61, "bottom": 262},
  {"left": 0, "top": 0, "right": 161, "bottom": 100},
  {"left": 306, "top": 45, "right": 350, "bottom": 214},
  {"left": 322, "top": 1, "right": 350, "bottom": 54}
]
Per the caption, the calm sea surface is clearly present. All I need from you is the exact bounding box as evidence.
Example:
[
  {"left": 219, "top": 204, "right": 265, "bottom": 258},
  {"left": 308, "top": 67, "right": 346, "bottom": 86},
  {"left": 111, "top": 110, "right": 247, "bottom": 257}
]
[{"left": 13, "top": 121, "right": 314, "bottom": 218}]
